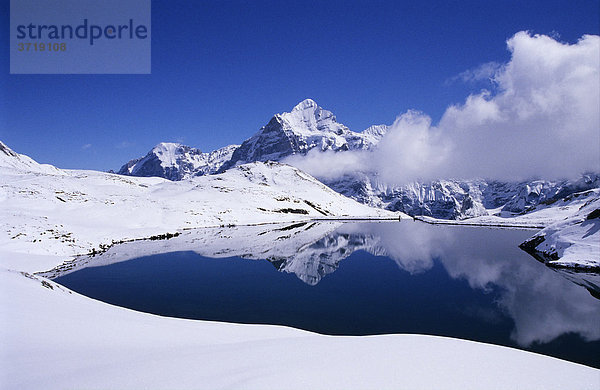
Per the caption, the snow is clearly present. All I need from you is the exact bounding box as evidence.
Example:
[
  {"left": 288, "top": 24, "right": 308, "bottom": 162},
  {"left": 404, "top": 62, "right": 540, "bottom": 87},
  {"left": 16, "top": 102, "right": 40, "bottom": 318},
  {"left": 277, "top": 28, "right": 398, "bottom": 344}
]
[
  {"left": 280, "top": 99, "right": 386, "bottom": 150},
  {"left": 413, "top": 189, "right": 600, "bottom": 269},
  {"left": 415, "top": 189, "right": 595, "bottom": 229},
  {"left": 222, "top": 100, "right": 387, "bottom": 168},
  {"left": 153, "top": 141, "right": 180, "bottom": 167},
  {"left": 286, "top": 98, "right": 350, "bottom": 138},
  {"left": 0, "top": 140, "right": 65, "bottom": 175},
  {"left": 39, "top": 221, "right": 346, "bottom": 281},
  {"left": 2, "top": 268, "right": 598, "bottom": 390},
  {"left": 520, "top": 194, "right": 600, "bottom": 269},
  {"left": 118, "top": 142, "right": 239, "bottom": 179},
  {"left": 326, "top": 173, "right": 600, "bottom": 221},
  {"left": 362, "top": 124, "right": 389, "bottom": 137},
  {"left": 0, "top": 143, "right": 399, "bottom": 274},
  {"left": 1, "top": 142, "right": 599, "bottom": 388},
  {"left": 31, "top": 221, "right": 600, "bottom": 348}
]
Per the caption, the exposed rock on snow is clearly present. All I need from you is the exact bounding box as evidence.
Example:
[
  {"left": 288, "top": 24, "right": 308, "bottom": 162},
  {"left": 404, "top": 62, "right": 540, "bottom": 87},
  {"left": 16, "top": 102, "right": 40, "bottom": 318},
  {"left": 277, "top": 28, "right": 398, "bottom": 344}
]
[
  {"left": 520, "top": 190, "right": 600, "bottom": 270},
  {"left": 116, "top": 100, "right": 387, "bottom": 178},
  {"left": 117, "top": 142, "right": 238, "bottom": 180},
  {"left": 326, "top": 175, "right": 491, "bottom": 220},
  {"left": 324, "top": 173, "right": 600, "bottom": 220},
  {"left": 220, "top": 99, "right": 387, "bottom": 170}
]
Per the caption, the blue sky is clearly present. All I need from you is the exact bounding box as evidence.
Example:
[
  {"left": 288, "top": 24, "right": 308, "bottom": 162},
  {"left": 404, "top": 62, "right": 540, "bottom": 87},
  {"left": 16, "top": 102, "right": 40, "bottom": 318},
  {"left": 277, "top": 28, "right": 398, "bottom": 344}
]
[{"left": 1, "top": 0, "right": 598, "bottom": 170}]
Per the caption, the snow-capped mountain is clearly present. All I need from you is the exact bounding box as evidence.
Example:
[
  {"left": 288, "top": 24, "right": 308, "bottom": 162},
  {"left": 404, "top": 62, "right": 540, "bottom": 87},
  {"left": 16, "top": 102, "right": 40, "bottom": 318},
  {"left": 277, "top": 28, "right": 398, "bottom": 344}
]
[
  {"left": 323, "top": 174, "right": 489, "bottom": 220},
  {"left": 116, "top": 100, "right": 386, "bottom": 180},
  {"left": 323, "top": 173, "right": 600, "bottom": 220},
  {"left": 113, "top": 100, "right": 600, "bottom": 222},
  {"left": 219, "top": 99, "right": 387, "bottom": 170},
  {"left": 117, "top": 142, "right": 238, "bottom": 180}
]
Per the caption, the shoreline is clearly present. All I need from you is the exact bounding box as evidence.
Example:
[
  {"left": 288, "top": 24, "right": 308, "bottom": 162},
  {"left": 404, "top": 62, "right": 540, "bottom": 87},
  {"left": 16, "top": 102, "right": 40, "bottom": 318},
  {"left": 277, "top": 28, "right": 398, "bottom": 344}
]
[
  {"left": 413, "top": 216, "right": 545, "bottom": 229},
  {"left": 33, "top": 216, "right": 551, "bottom": 278}
]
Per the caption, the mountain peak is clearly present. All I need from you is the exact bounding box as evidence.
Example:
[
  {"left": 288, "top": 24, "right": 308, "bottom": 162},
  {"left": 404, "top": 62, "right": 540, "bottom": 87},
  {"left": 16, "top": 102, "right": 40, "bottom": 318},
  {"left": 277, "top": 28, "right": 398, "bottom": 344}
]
[
  {"left": 219, "top": 100, "right": 388, "bottom": 170},
  {"left": 292, "top": 98, "right": 319, "bottom": 112},
  {"left": 154, "top": 142, "right": 182, "bottom": 149},
  {"left": 118, "top": 142, "right": 237, "bottom": 180},
  {"left": 362, "top": 125, "right": 388, "bottom": 138},
  {"left": 151, "top": 142, "right": 188, "bottom": 157}
]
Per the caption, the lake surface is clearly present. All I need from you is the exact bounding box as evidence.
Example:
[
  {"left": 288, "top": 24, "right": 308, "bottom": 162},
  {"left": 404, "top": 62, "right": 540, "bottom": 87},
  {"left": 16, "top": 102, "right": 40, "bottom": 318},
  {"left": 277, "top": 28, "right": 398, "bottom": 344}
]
[{"left": 51, "top": 221, "right": 600, "bottom": 368}]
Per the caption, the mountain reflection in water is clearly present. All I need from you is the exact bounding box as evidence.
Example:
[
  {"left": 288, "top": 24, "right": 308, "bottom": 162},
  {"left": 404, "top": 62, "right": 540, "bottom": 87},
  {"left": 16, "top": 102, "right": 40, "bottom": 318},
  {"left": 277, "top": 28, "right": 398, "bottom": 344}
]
[{"left": 48, "top": 221, "right": 600, "bottom": 367}]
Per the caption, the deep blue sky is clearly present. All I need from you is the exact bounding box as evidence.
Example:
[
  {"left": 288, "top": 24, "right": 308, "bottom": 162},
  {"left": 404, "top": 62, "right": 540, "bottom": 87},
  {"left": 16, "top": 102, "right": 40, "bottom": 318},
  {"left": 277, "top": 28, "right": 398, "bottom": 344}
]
[{"left": 1, "top": 0, "right": 599, "bottom": 170}]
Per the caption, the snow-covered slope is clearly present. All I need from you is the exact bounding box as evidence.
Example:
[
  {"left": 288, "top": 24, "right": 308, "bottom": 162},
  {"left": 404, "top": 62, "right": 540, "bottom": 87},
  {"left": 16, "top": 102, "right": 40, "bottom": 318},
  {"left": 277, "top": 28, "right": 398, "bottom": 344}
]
[
  {"left": 117, "top": 142, "right": 238, "bottom": 180},
  {"left": 3, "top": 268, "right": 597, "bottom": 390},
  {"left": 404, "top": 187, "right": 600, "bottom": 270},
  {"left": 219, "top": 99, "right": 387, "bottom": 170},
  {"left": 520, "top": 190, "right": 600, "bottom": 270},
  {"left": 0, "top": 140, "right": 64, "bottom": 175},
  {"left": 0, "top": 142, "right": 399, "bottom": 273}
]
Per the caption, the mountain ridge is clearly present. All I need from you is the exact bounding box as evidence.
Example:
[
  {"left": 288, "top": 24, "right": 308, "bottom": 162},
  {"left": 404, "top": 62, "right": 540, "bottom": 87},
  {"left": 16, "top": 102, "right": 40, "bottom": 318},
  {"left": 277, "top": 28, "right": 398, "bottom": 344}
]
[
  {"left": 117, "top": 142, "right": 238, "bottom": 180},
  {"left": 113, "top": 99, "right": 600, "bottom": 221}
]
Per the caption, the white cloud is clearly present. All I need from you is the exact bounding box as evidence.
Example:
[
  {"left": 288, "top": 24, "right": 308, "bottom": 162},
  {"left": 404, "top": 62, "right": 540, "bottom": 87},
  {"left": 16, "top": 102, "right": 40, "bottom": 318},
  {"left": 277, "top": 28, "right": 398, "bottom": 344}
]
[
  {"left": 372, "top": 110, "right": 451, "bottom": 183},
  {"left": 435, "top": 32, "right": 600, "bottom": 181},
  {"left": 81, "top": 143, "right": 92, "bottom": 150},
  {"left": 284, "top": 147, "right": 370, "bottom": 180},
  {"left": 288, "top": 32, "right": 600, "bottom": 184},
  {"left": 449, "top": 61, "right": 502, "bottom": 85}
]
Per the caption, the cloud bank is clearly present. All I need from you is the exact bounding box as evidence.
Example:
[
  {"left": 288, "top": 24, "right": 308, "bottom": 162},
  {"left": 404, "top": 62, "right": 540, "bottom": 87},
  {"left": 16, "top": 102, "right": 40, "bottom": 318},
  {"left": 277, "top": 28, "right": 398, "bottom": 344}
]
[{"left": 286, "top": 32, "right": 600, "bottom": 184}]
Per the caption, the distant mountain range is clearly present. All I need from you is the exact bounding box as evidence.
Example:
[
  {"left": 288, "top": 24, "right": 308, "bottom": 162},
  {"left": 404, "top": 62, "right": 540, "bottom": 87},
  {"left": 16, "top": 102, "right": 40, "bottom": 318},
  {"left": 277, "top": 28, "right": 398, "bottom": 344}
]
[
  {"left": 115, "top": 99, "right": 600, "bottom": 220},
  {"left": 323, "top": 172, "right": 600, "bottom": 220}
]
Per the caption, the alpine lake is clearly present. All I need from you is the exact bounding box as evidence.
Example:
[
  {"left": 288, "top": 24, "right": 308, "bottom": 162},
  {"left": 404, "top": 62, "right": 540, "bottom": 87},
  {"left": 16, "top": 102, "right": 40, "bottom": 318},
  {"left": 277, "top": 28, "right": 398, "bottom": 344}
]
[{"left": 44, "top": 221, "right": 600, "bottom": 368}]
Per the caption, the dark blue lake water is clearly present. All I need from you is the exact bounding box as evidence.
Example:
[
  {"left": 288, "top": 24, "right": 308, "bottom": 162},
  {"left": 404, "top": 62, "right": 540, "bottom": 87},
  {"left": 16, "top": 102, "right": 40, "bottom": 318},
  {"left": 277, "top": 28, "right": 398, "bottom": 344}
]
[{"left": 52, "top": 222, "right": 600, "bottom": 368}]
